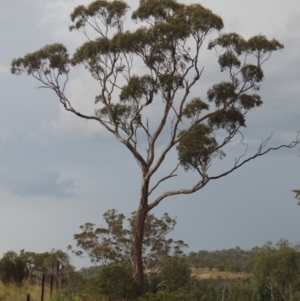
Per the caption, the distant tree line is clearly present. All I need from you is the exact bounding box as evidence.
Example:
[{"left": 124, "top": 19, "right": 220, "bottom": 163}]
[
  {"left": 184, "top": 246, "right": 256, "bottom": 273},
  {"left": 75, "top": 239, "right": 300, "bottom": 301}
]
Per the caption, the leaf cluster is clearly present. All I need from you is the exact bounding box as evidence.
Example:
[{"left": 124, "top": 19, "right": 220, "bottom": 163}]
[
  {"left": 208, "top": 33, "right": 283, "bottom": 90},
  {"left": 177, "top": 124, "right": 224, "bottom": 172},
  {"left": 69, "top": 0, "right": 129, "bottom": 31},
  {"left": 11, "top": 44, "right": 69, "bottom": 76},
  {"left": 176, "top": 32, "right": 279, "bottom": 173}
]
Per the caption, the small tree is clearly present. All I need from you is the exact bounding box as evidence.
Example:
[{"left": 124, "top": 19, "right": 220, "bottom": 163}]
[
  {"left": 68, "top": 209, "right": 188, "bottom": 286},
  {"left": 0, "top": 250, "right": 31, "bottom": 287},
  {"left": 252, "top": 240, "right": 300, "bottom": 301},
  {"left": 157, "top": 257, "right": 191, "bottom": 292},
  {"left": 11, "top": 0, "right": 299, "bottom": 292},
  {"left": 227, "top": 281, "right": 253, "bottom": 301},
  {"left": 94, "top": 264, "right": 139, "bottom": 301}
]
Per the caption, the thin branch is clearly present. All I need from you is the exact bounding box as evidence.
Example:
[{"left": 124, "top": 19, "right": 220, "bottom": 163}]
[
  {"left": 148, "top": 164, "right": 180, "bottom": 196},
  {"left": 209, "top": 134, "right": 300, "bottom": 180},
  {"left": 147, "top": 178, "right": 208, "bottom": 212},
  {"left": 148, "top": 132, "right": 300, "bottom": 212}
]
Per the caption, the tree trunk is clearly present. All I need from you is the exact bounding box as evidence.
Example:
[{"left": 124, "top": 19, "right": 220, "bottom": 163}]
[
  {"left": 131, "top": 177, "right": 149, "bottom": 294},
  {"left": 131, "top": 204, "right": 147, "bottom": 294}
]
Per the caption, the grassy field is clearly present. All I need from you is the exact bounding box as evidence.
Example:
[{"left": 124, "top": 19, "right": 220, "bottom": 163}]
[
  {"left": 191, "top": 268, "right": 251, "bottom": 280},
  {"left": 0, "top": 282, "right": 40, "bottom": 301},
  {"left": 0, "top": 282, "right": 76, "bottom": 301}
]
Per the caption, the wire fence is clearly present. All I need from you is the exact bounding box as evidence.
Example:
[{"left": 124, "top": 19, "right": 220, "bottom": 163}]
[{"left": 26, "top": 261, "right": 67, "bottom": 301}]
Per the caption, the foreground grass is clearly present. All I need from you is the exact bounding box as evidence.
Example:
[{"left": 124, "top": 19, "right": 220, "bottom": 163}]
[
  {"left": 191, "top": 268, "right": 251, "bottom": 280},
  {"left": 0, "top": 282, "right": 80, "bottom": 301},
  {"left": 0, "top": 269, "right": 249, "bottom": 301},
  {"left": 0, "top": 282, "right": 42, "bottom": 301}
]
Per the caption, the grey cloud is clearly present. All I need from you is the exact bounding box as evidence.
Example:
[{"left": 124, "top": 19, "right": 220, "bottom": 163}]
[{"left": 0, "top": 166, "right": 76, "bottom": 198}]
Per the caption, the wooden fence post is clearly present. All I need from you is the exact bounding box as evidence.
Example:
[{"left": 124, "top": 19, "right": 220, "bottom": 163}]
[
  {"left": 56, "top": 261, "right": 60, "bottom": 291},
  {"left": 50, "top": 262, "right": 54, "bottom": 297},
  {"left": 41, "top": 273, "right": 45, "bottom": 301},
  {"left": 61, "top": 265, "right": 64, "bottom": 287}
]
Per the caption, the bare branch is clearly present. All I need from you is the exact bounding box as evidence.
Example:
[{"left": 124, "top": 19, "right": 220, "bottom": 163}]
[
  {"left": 148, "top": 132, "right": 300, "bottom": 212},
  {"left": 209, "top": 133, "right": 300, "bottom": 181},
  {"left": 148, "top": 164, "right": 180, "bottom": 196},
  {"left": 147, "top": 178, "right": 208, "bottom": 212}
]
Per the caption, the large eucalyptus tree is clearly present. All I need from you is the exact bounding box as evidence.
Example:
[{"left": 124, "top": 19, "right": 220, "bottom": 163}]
[{"left": 11, "top": 0, "right": 298, "bottom": 292}]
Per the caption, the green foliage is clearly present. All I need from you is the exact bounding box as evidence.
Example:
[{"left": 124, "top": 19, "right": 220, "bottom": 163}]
[
  {"left": 138, "top": 290, "right": 185, "bottom": 301},
  {"left": 31, "top": 249, "right": 71, "bottom": 274},
  {"left": 177, "top": 124, "right": 225, "bottom": 172},
  {"left": 132, "top": 0, "right": 184, "bottom": 22},
  {"left": 119, "top": 75, "right": 159, "bottom": 103},
  {"left": 11, "top": 44, "right": 69, "bottom": 76},
  {"left": 158, "top": 257, "right": 191, "bottom": 292},
  {"left": 227, "top": 281, "right": 253, "bottom": 301},
  {"left": 79, "top": 265, "right": 103, "bottom": 279},
  {"left": 252, "top": 240, "right": 300, "bottom": 301},
  {"left": 207, "top": 82, "right": 237, "bottom": 107},
  {"left": 69, "top": 210, "right": 188, "bottom": 271},
  {"left": 187, "top": 277, "right": 229, "bottom": 301},
  {"left": 0, "top": 251, "right": 30, "bottom": 287},
  {"left": 50, "top": 290, "right": 76, "bottom": 301},
  {"left": 70, "top": 0, "right": 129, "bottom": 31},
  {"left": 69, "top": 210, "right": 131, "bottom": 265},
  {"left": 93, "top": 264, "right": 139, "bottom": 301},
  {"left": 182, "top": 98, "right": 209, "bottom": 121},
  {"left": 184, "top": 247, "right": 255, "bottom": 273}
]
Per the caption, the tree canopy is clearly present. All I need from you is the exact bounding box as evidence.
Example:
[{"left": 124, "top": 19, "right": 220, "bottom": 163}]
[
  {"left": 69, "top": 209, "right": 187, "bottom": 281},
  {"left": 11, "top": 0, "right": 298, "bottom": 293},
  {"left": 0, "top": 250, "right": 30, "bottom": 287}
]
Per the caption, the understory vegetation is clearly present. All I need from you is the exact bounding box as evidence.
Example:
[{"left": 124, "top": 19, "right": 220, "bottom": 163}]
[{"left": 1, "top": 218, "right": 300, "bottom": 301}]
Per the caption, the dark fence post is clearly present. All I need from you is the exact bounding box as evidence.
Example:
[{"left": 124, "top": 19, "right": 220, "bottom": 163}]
[
  {"left": 26, "top": 293, "right": 30, "bottom": 301},
  {"left": 41, "top": 273, "right": 45, "bottom": 301},
  {"left": 61, "top": 265, "right": 64, "bottom": 287},
  {"left": 56, "top": 261, "right": 60, "bottom": 291},
  {"left": 50, "top": 262, "right": 54, "bottom": 297}
]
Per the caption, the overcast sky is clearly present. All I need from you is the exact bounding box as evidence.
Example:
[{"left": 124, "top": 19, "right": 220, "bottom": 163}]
[{"left": 0, "top": 0, "right": 300, "bottom": 269}]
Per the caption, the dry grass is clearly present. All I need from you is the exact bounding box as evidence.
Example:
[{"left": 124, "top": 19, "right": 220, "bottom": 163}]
[
  {"left": 191, "top": 268, "right": 251, "bottom": 280},
  {"left": 0, "top": 281, "right": 79, "bottom": 301},
  {"left": 0, "top": 282, "right": 42, "bottom": 301}
]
